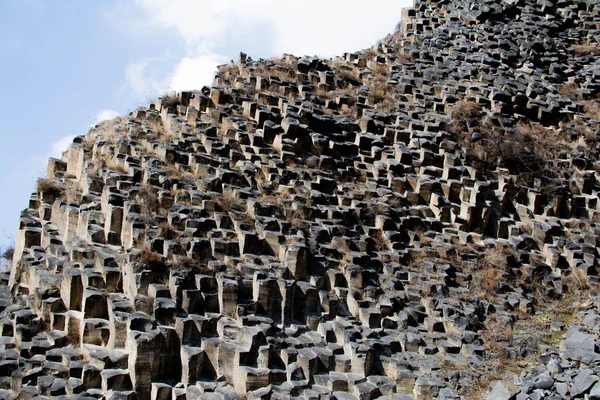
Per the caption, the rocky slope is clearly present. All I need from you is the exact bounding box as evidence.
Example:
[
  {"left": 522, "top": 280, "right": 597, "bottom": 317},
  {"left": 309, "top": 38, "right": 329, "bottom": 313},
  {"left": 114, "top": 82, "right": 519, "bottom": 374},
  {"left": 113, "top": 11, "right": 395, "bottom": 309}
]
[{"left": 1, "top": 0, "right": 600, "bottom": 399}]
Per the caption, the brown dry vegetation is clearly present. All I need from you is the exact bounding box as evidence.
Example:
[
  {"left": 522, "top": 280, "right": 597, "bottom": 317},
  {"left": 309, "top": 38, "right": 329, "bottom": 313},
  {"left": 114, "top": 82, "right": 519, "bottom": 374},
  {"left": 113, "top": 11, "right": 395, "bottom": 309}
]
[
  {"left": 406, "top": 239, "right": 584, "bottom": 399},
  {"left": 79, "top": 134, "right": 97, "bottom": 152},
  {"left": 397, "top": 51, "right": 416, "bottom": 63},
  {"left": 157, "top": 222, "right": 181, "bottom": 241},
  {"left": 463, "top": 246, "right": 514, "bottom": 301},
  {"left": 563, "top": 266, "right": 591, "bottom": 293},
  {"left": 370, "top": 63, "right": 390, "bottom": 77},
  {"left": 146, "top": 119, "right": 174, "bottom": 144},
  {"left": 452, "top": 102, "right": 565, "bottom": 184},
  {"left": 450, "top": 100, "right": 482, "bottom": 122},
  {"left": 314, "top": 87, "right": 337, "bottom": 100},
  {"left": 584, "top": 100, "right": 600, "bottom": 120},
  {"left": 135, "top": 246, "right": 167, "bottom": 274},
  {"left": 138, "top": 184, "right": 162, "bottom": 217},
  {"left": 218, "top": 64, "right": 240, "bottom": 77},
  {"left": 572, "top": 43, "right": 600, "bottom": 56},
  {"left": 285, "top": 206, "right": 311, "bottom": 234},
  {"left": 369, "top": 82, "right": 388, "bottom": 103},
  {"left": 468, "top": 296, "right": 579, "bottom": 396},
  {"left": 2, "top": 247, "right": 14, "bottom": 263},
  {"left": 36, "top": 178, "right": 65, "bottom": 198},
  {"left": 370, "top": 230, "right": 388, "bottom": 252},
  {"left": 86, "top": 159, "right": 106, "bottom": 181},
  {"left": 362, "top": 47, "right": 378, "bottom": 59},
  {"left": 174, "top": 255, "right": 215, "bottom": 275},
  {"left": 481, "top": 313, "right": 514, "bottom": 359},
  {"left": 558, "top": 82, "right": 582, "bottom": 100},
  {"left": 92, "top": 117, "right": 128, "bottom": 139},
  {"left": 65, "top": 189, "right": 82, "bottom": 206},
  {"left": 160, "top": 94, "right": 180, "bottom": 108},
  {"left": 106, "top": 159, "right": 129, "bottom": 174},
  {"left": 337, "top": 68, "right": 360, "bottom": 84},
  {"left": 514, "top": 121, "right": 563, "bottom": 159},
  {"left": 256, "top": 62, "right": 295, "bottom": 83},
  {"left": 213, "top": 191, "right": 246, "bottom": 213}
]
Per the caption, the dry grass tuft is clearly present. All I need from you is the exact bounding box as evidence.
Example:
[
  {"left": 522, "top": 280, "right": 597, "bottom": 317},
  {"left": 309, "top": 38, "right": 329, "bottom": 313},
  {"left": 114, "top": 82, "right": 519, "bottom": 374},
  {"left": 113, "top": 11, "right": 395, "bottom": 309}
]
[
  {"left": 463, "top": 246, "right": 514, "bottom": 300},
  {"left": 337, "top": 68, "right": 360, "bottom": 84},
  {"left": 254, "top": 169, "right": 266, "bottom": 185},
  {"left": 478, "top": 267, "right": 504, "bottom": 298},
  {"left": 36, "top": 178, "right": 65, "bottom": 198},
  {"left": 456, "top": 118, "right": 564, "bottom": 184},
  {"left": 558, "top": 83, "right": 582, "bottom": 100},
  {"left": 157, "top": 222, "right": 181, "bottom": 241},
  {"left": 367, "top": 81, "right": 388, "bottom": 105},
  {"left": 371, "top": 230, "right": 388, "bottom": 252},
  {"left": 362, "top": 48, "right": 378, "bottom": 59},
  {"left": 106, "top": 159, "right": 128, "bottom": 174},
  {"left": 583, "top": 100, "right": 600, "bottom": 120},
  {"left": 481, "top": 314, "right": 513, "bottom": 358},
  {"left": 564, "top": 266, "right": 590, "bottom": 292},
  {"left": 2, "top": 247, "right": 14, "bottom": 263},
  {"left": 514, "top": 122, "right": 567, "bottom": 169},
  {"left": 413, "top": 227, "right": 431, "bottom": 247},
  {"left": 145, "top": 119, "right": 175, "bottom": 144},
  {"left": 160, "top": 94, "right": 180, "bottom": 108},
  {"left": 218, "top": 64, "right": 240, "bottom": 77},
  {"left": 145, "top": 119, "right": 166, "bottom": 135},
  {"left": 80, "top": 135, "right": 98, "bottom": 152},
  {"left": 213, "top": 191, "right": 246, "bottom": 213},
  {"left": 285, "top": 207, "right": 310, "bottom": 233},
  {"left": 314, "top": 87, "right": 336, "bottom": 99},
  {"left": 397, "top": 51, "right": 416, "bottom": 62},
  {"left": 174, "top": 255, "right": 215, "bottom": 275},
  {"left": 572, "top": 44, "right": 600, "bottom": 56},
  {"left": 370, "top": 63, "right": 390, "bottom": 77},
  {"left": 135, "top": 246, "right": 167, "bottom": 274},
  {"left": 138, "top": 185, "right": 161, "bottom": 216},
  {"left": 451, "top": 100, "right": 482, "bottom": 122}
]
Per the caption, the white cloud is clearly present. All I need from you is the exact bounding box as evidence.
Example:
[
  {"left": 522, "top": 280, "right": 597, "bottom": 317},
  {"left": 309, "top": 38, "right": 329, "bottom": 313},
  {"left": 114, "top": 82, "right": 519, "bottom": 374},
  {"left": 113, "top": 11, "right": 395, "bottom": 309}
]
[
  {"left": 128, "top": 0, "right": 409, "bottom": 57},
  {"left": 124, "top": 59, "right": 170, "bottom": 100},
  {"left": 258, "top": 1, "right": 409, "bottom": 56},
  {"left": 50, "top": 135, "right": 76, "bottom": 159},
  {"left": 110, "top": 0, "right": 412, "bottom": 94},
  {"left": 95, "top": 109, "right": 119, "bottom": 125},
  {"left": 170, "top": 54, "right": 228, "bottom": 91},
  {"left": 128, "top": 0, "right": 244, "bottom": 51},
  {"left": 122, "top": 52, "right": 225, "bottom": 100}
]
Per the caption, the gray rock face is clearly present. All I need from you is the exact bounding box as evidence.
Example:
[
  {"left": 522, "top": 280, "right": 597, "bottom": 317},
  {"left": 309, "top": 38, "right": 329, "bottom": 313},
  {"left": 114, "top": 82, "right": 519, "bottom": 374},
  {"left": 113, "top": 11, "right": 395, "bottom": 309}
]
[
  {"left": 570, "top": 369, "right": 598, "bottom": 397},
  {"left": 589, "top": 380, "right": 600, "bottom": 399},
  {"left": 546, "top": 359, "right": 563, "bottom": 375},
  {"left": 1, "top": 0, "right": 600, "bottom": 398},
  {"left": 533, "top": 373, "right": 554, "bottom": 390},
  {"left": 562, "top": 331, "right": 600, "bottom": 364},
  {"left": 486, "top": 380, "right": 519, "bottom": 400}
]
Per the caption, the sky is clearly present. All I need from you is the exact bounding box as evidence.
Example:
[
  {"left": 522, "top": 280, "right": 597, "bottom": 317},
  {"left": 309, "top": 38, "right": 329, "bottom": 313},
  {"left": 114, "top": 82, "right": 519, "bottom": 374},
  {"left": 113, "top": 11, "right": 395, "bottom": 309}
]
[{"left": 0, "top": 0, "right": 410, "bottom": 252}]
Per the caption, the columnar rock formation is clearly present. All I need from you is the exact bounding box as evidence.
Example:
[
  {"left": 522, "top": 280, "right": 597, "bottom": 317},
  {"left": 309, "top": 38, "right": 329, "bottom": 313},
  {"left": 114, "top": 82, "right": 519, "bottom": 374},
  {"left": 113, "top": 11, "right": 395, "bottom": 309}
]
[{"left": 1, "top": 0, "right": 600, "bottom": 399}]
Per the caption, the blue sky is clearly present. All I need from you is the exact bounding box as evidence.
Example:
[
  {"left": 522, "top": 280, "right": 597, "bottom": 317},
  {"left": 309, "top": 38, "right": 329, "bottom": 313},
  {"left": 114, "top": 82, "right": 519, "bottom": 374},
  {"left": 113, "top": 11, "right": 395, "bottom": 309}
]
[{"left": 0, "top": 0, "right": 409, "bottom": 251}]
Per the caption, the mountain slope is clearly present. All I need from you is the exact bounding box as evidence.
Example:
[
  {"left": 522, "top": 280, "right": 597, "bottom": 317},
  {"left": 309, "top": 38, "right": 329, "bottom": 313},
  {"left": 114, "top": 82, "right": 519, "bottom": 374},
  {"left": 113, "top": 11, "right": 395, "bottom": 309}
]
[{"left": 1, "top": 0, "right": 600, "bottom": 398}]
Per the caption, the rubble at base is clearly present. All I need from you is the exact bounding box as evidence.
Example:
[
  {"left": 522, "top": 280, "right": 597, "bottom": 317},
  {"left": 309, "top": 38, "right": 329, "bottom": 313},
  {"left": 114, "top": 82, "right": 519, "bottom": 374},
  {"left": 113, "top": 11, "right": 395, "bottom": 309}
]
[{"left": 1, "top": 0, "right": 600, "bottom": 398}]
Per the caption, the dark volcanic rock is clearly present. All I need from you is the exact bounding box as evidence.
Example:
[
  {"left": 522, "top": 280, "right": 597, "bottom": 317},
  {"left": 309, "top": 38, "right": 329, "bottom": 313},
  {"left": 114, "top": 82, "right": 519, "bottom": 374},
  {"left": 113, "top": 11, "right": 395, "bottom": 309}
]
[{"left": 1, "top": 0, "right": 600, "bottom": 398}]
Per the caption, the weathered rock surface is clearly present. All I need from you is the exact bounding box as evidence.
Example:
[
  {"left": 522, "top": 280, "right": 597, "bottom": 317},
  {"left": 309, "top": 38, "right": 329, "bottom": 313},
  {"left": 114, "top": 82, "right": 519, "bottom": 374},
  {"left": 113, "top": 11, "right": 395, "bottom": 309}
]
[{"left": 1, "top": 0, "right": 600, "bottom": 398}]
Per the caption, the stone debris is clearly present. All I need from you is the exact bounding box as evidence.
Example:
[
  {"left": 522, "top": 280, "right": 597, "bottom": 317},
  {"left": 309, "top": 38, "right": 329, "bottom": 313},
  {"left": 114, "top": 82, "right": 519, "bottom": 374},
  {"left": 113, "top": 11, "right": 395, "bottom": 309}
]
[{"left": 1, "top": 0, "right": 600, "bottom": 398}]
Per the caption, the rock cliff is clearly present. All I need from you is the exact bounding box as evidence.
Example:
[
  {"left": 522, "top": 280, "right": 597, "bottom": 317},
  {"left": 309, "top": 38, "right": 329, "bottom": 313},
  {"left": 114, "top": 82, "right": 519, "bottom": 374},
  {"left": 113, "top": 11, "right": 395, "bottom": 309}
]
[{"left": 1, "top": 0, "right": 600, "bottom": 398}]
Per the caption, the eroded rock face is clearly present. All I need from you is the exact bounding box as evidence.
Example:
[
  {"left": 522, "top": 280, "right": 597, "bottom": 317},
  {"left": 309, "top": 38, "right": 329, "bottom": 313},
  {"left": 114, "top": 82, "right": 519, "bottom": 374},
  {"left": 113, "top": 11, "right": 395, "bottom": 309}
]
[{"left": 1, "top": 0, "right": 600, "bottom": 398}]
